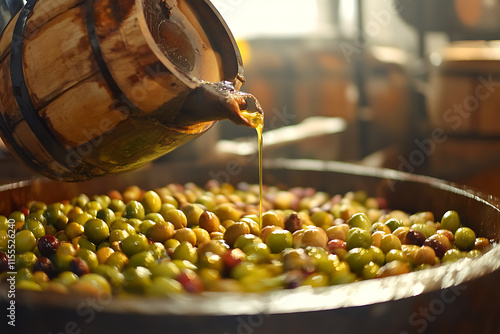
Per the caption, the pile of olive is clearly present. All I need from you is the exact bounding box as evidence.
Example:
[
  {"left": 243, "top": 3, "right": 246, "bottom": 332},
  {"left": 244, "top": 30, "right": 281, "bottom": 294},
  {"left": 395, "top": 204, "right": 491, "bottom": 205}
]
[{"left": 0, "top": 181, "right": 493, "bottom": 297}]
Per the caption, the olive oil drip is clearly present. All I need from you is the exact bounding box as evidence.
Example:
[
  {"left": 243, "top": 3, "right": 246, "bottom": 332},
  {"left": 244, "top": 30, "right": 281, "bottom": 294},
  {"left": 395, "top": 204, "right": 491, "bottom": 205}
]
[{"left": 240, "top": 110, "right": 264, "bottom": 228}]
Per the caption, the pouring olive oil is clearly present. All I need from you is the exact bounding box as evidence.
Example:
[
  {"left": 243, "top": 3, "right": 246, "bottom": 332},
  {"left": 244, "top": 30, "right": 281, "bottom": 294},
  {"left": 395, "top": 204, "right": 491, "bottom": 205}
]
[{"left": 240, "top": 110, "right": 264, "bottom": 228}]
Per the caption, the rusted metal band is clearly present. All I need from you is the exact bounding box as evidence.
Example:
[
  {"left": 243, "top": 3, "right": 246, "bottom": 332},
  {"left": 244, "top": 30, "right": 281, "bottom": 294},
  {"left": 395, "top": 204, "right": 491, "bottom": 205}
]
[
  {"left": 85, "top": 0, "right": 139, "bottom": 115},
  {"left": 9, "top": 0, "right": 72, "bottom": 172}
]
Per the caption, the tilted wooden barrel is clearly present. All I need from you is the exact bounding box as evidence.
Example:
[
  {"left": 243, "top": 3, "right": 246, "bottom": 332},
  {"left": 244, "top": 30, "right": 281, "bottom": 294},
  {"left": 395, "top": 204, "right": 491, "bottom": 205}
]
[{"left": 0, "top": 0, "right": 253, "bottom": 181}]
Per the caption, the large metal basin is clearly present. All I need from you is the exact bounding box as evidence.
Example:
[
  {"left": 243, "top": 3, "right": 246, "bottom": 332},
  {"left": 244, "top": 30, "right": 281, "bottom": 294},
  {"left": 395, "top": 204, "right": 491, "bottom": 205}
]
[{"left": 1, "top": 159, "right": 499, "bottom": 334}]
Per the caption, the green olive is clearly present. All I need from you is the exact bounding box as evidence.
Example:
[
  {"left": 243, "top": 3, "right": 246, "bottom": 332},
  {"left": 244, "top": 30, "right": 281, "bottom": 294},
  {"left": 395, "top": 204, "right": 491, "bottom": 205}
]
[
  {"left": 305, "top": 246, "right": 330, "bottom": 270},
  {"left": 111, "top": 219, "right": 136, "bottom": 235},
  {"left": 231, "top": 261, "right": 256, "bottom": 280},
  {"left": 144, "top": 213, "right": 165, "bottom": 223},
  {"left": 17, "top": 280, "right": 42, "bottom": 291},
  {"left": 173, "top": 228, "right": 197, "bottom": 246},
  {"left": 370, "top": 222, "right": 391, "bottom": 234},
  {"left": 454, "top": 227, "right": 476, "bottom": 251},
  {"left": 234, "top": 234, "right": 263, "bottom": 251},
  {"left": 84, "top": 200, "right": 103, "bottom": 213},
  {"left": 92, "top": 194, "right": 111, "bottom": 209},
  {"left": 126, "top": 218, "right": 142, "bottom": 233},
  {"left": 385, "top": 249, "right": 407, "bottom": 263},
  {"left": 72, "top": 212, "right": 93, "bottom": 226},
  {"left": 161, "top": 195, "right": 179, "bottom": 209},
  {"left": 147, "top": 242, "right": 167, "bottom": 260},
  {"left": 124, "top": 201, "right": 145, "bottom": 220},
  {"left": 0, "top": 230, "right": 8, "bottom": 252},
  {"left": 54, "top": 271, "right": 79, "bottom": 287},
  {"left": 361, "top": 261, "right": 380, "bottom": 280},
  {"left": 150, "top": 260, "right": 181, "bottom": 278},
  {"left": 379, "top": 234, "right": 402, "bottom": 254},
  {"left": 265, "top": 229, "right": 293, "bottom": 254},
  {"left": 213, "top": 203, "right": 242, "bottom": 222},
  {"left": 141, "top": 191, "right": 162, "bottom": 214},
  {"left": 71, "top": 194, "right": 90, "bottom": 208},
  {"left": 344, "top": 247, "right": 372, "bottom": 274},
  {"left": 330, "top": 261, "right": 357, "bottom": 285},
  {"left": 76, "top": 248, "right": 99, "bottom": 272},
  {"left": 109, "top": 229, "right": 129, "bottom": 243},
  {"left": 0, "top": 216, "right": 9, "bottom": 230},
  {"left": 384, "top": 218, "right": 404, "bottom": 233},
  {"left": 410, "top": 223, "right": 436, "bottom": 239},
  {"left": 182, "top": 204, "right": 204, "bottom": 227},
  {"left": 192, "top": 227, "right": 211, "bottom": 247},
  {"left": 74, "top": 273, "right": 111, "bottom": 295},
  {"left": 164, "top": 239, "right": 181, "bottom": 253},
  {"left": 94, "top": 264, "right": 124, "bottom": 291},
  {"left": 197, "top": 252, "right": 224, "bottom": 271},
  {"left": 310, "top": 211, "right": 333, "bottom": 228},
  {"left": 106, "top": 251, "right": 129, "bottom": 271},
  {"left": 138, "top": 219, "right": 156, "bottom": 236},
  {"left": 162, "top": 209, "right": 187, "bottom": 230},
  {"left": 195, "top": 195, "right": 216, "bottom": 211},
  {"left": 467, "top": 249, "right": 482, "bottom": 259},
  {"left": 261, "top": 211, "right": 284, "bottom": 229},
  {"left": 121, "top": 234, "right": 148, "bottom": 256},
  {"left": 29, "top": 201, "right": 47, "bottom": 213},
  {"left": 347, "top": 212, "right": 371, "bottom": 231},
  {"left": 84, "top": 218, "right": 110, "bottom": 244},
  {"left": 123, "top": 266, "right": 153, "bottom": 294},
  {"left": 244, "top": 243, "right": 271, "bottom": 264},
  {"left": 15, "top": 252, "right": 37, "bottom": 270},
  {"left": 173, "top": 241, "right": 198, "bottom": 263},
  {"left": 65, "top": 222, "right": 84, "bottom": 240},
  {"left": 197, "top": 240, "right": 230, "bottom": 257},
  {"left": 9, "top": 211, "right": 25, "bottom": 223},
  {"left": 108, "top": 199, "right": 126, "bottom": 213},
  {"left": 146, "top": 276, "right": 184, "bottom": 296},
  {"left": 128, "top": 251, "right": 156, "bottom": 269},
  {"left": 301, "top": 272, "right": 329, "bottom": 287},
  {"left": 345, "top": 227, "right": 372, "bottom": 250},
  {"left": 96, "top": 209, "right": 115, "bottom": 225},
  {"left": 441, "top": 210, "right": 460, "bottom": 233},
  {"left": 442, "top": 249, "right": 464, "bottom": 263},
  {"left": 27, "top": 211, "right": 47, "bottom": 225},
  {"left": 368, "top": 246, "right": 385, "bottom": 266},
  {"left": 15, "top": 230, "right": 36, "bottom": 253},
  {"left": 78, "top": 237, "right": 97, "bottom": 252},
  {"left": 241, "top": 218, "right": 261, "bottom": 236}
]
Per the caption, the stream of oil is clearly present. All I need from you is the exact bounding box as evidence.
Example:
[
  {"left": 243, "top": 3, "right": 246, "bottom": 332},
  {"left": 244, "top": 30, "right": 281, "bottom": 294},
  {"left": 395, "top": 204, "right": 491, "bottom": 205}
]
[{"left": 240, "top": 110, "right": 264, "bottom": 228}]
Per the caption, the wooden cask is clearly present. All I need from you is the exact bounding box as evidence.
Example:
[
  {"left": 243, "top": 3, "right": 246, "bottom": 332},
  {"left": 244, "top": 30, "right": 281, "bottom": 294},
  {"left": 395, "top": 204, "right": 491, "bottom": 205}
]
[{"left": 0, "top": 0, "right": 245, "bottom": 181}]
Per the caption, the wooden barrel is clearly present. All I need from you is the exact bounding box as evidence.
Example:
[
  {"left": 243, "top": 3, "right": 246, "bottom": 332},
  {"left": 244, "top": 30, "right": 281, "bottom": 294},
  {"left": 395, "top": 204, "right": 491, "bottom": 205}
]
[
  {"left": 0, "top": 0, "right": 243, "bottom": 181},
  {"left": 426, "top": 41, "right": 500, "bottom": 180}
]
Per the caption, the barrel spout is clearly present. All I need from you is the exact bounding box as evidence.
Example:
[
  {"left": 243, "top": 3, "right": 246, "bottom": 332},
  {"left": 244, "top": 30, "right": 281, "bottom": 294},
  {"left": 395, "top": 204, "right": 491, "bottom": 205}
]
[{"left": 174, "top": 81, "right": 263, "bottom": 128}]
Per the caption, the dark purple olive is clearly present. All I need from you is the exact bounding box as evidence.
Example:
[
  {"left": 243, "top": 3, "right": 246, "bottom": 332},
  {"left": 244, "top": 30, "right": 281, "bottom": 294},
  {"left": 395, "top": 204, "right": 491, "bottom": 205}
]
[
  {"left": 284, "top": 213, "right": 303, "bottom": 233},
  {"left": 33, "top": 257, "right": 57, "bottom": 279},
  {"left": 406, "top": 230, "right": 426, "bottom": 246},
  {"left": 0, "top": 251, "right": 9, "bottom": 273},
  {"left": 37, "top": 235, "right": 60, "bottom": 257},
  {"left": 69, "top": 258, "right": 90, "bottom": 277},
  {"left": 423, "top": 236, "right": 449, "bottom": 258}
]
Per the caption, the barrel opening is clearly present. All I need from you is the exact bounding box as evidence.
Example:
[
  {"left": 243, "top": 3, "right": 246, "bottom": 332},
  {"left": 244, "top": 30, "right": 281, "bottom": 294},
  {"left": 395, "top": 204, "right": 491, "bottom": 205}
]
[
  {"left": 139, "top": 0, "right": 242, "bottom": 85},
  {"left": 142, "top": 0, "right": 196, "bottom": 74}
]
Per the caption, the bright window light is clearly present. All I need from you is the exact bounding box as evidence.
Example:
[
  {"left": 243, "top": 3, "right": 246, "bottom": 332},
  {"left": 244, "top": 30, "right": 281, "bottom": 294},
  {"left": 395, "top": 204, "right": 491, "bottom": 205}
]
[{"left": 211, "top": 0, "right": 320, "bottom": 39}]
